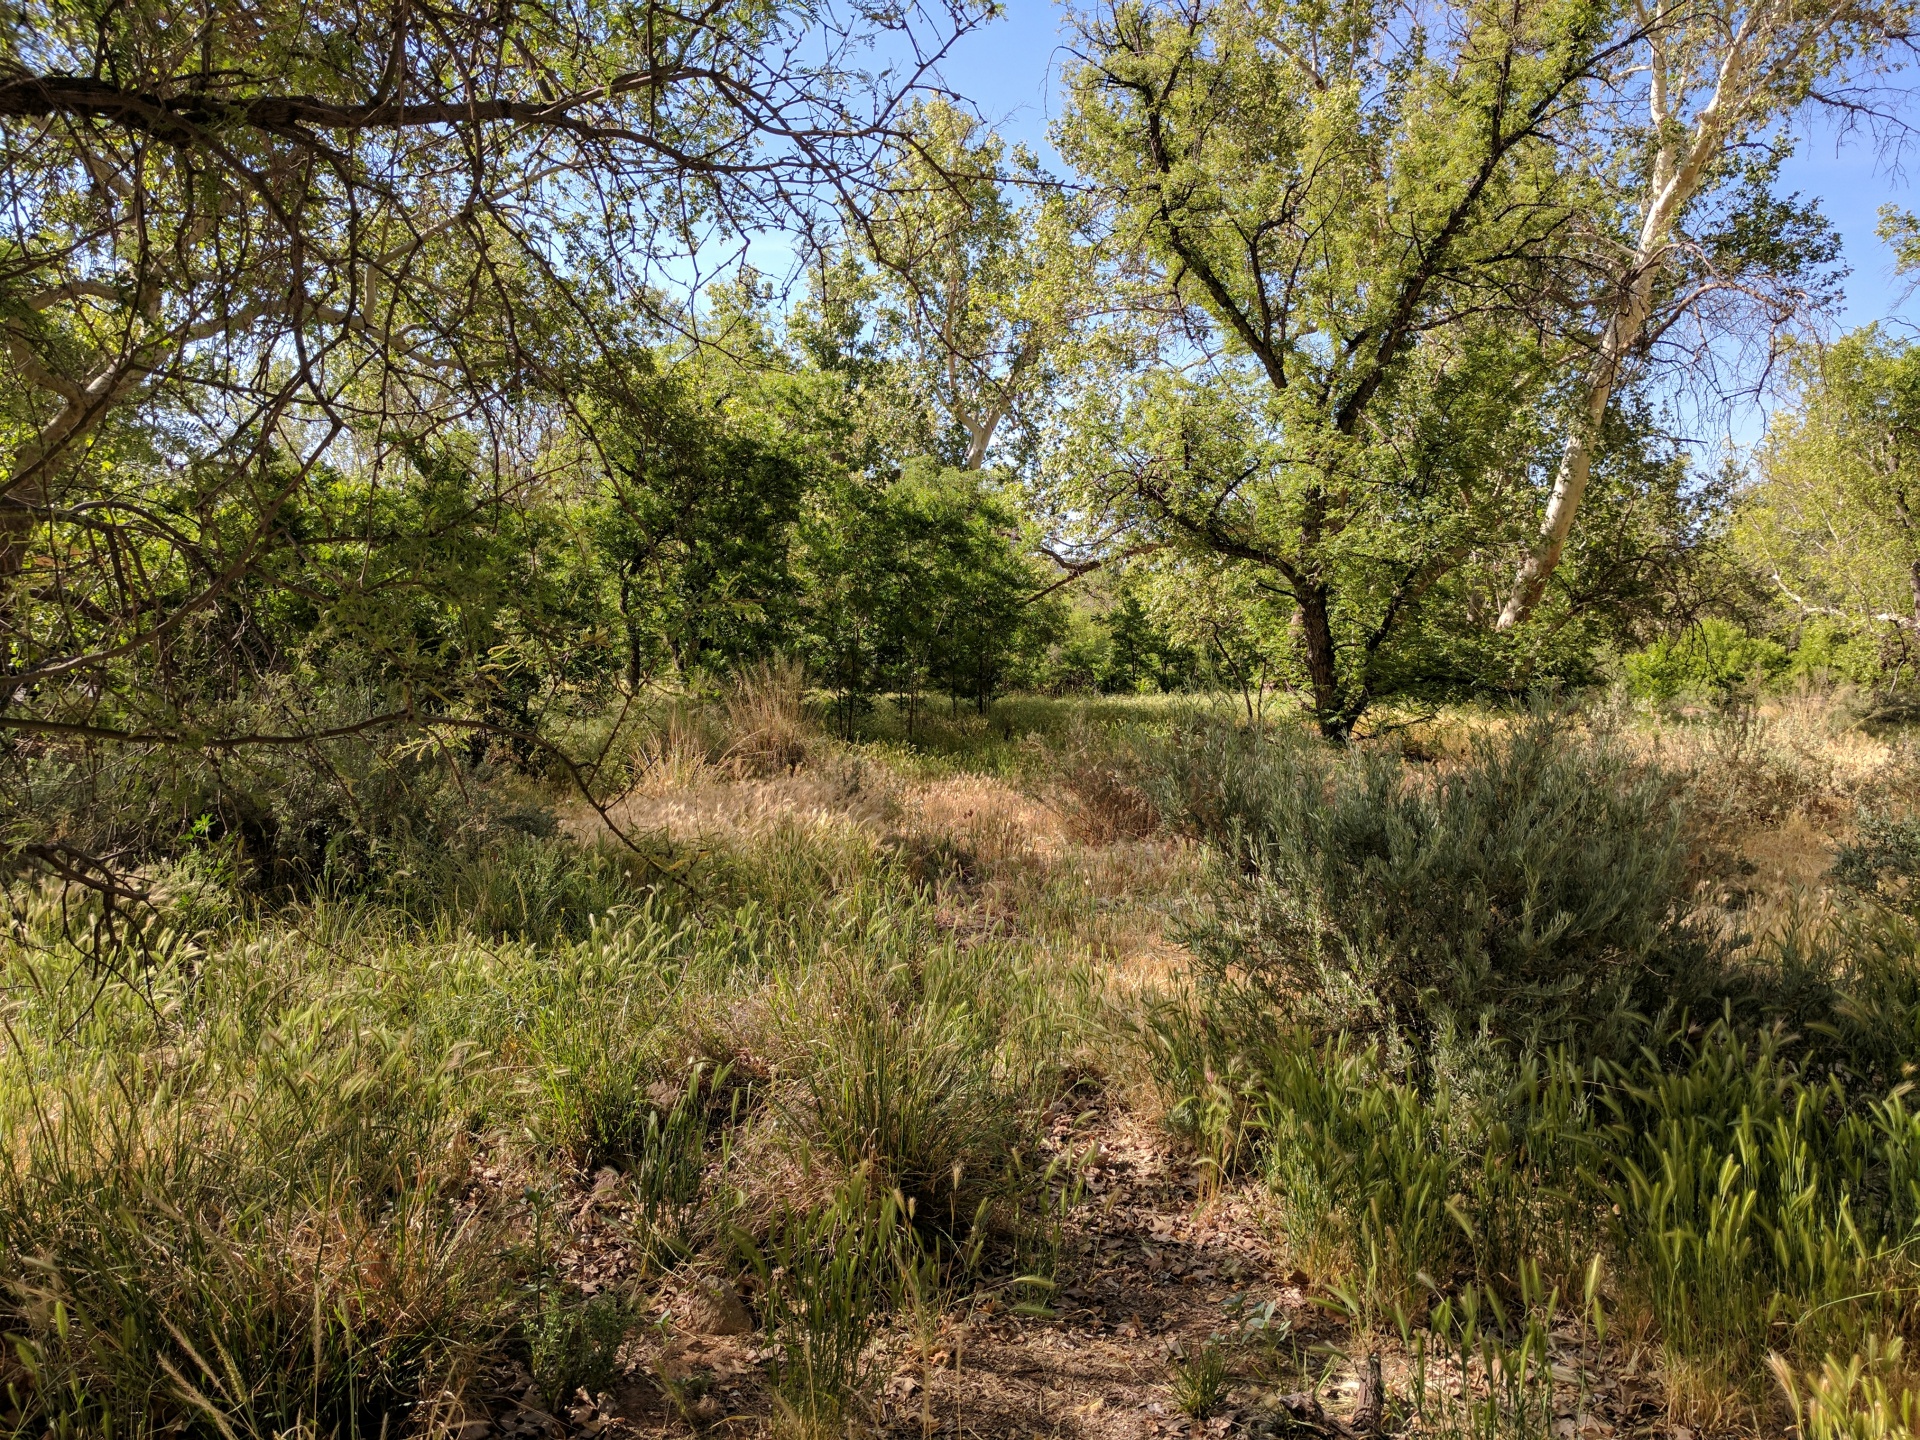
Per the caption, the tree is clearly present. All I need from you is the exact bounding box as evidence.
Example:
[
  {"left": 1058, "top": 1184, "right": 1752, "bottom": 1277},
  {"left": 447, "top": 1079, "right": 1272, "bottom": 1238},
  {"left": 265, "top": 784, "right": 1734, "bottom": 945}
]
[
  {"left": 0, "top": 0, "right": 989, "bottom": 885},
  {"left": 838, "top": 101, "right": 1088, "bottom": 470},
  {"left": 1738, "top": 329, "right": 1920, "bottom": 641},
  {"left": 0, "top": 0, "right": 986, "bottom": 706},
  {"left": 796, "top": 461, "right": 1063, "bottom": 730},
  {"left": 1053, "top": 0, "right": 1610, "bottom": 736},
  {"left": 1495, "top": 0, "right": 1905, "bottom": 628}
]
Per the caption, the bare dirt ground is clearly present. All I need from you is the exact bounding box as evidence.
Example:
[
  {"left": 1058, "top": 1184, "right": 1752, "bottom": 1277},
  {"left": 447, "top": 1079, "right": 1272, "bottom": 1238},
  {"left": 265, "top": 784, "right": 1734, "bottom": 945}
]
[{"left": 481, "top": 1096, "right": 1676, "bottom": 1440}]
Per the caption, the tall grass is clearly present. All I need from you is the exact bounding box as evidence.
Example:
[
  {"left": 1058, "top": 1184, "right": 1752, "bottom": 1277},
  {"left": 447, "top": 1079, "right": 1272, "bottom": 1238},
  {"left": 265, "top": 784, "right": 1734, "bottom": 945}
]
[{"left": 0, "top": 752, "right": 1099, "bottom": 1435}]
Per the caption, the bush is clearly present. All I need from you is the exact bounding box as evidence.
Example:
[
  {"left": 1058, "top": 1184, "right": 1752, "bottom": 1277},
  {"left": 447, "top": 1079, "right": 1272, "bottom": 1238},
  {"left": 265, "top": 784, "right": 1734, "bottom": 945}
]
[
  {"left": 527, "top": 1290, "right": 636, "bottom": 1410},
  {"left": 1152, "top": 712, "right": 1714, "bottom": 1057},
  {"left": 1623, "top": 618, "right": 1788, "bottom": 703}
]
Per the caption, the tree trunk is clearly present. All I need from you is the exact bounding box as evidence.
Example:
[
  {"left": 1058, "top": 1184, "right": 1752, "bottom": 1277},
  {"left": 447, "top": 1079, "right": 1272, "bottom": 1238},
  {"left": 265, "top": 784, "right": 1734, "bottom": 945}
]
[
  {"left": 1496, "top": 10, "right": 1764, "bottom": 630},
  {"left": 1297, "top": 582, "right": 1349, "bottom": 741}
]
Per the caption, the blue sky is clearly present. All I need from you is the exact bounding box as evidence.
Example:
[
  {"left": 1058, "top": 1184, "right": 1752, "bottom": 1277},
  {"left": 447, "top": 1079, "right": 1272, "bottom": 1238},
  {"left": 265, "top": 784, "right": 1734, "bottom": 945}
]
[{"left": 924, "top": 1, "right": 1920, "bottom": 338}]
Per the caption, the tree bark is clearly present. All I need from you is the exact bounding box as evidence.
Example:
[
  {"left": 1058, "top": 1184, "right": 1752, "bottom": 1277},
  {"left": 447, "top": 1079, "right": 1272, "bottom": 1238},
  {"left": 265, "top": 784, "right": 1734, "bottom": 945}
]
[
  {"left": 1496, "top": 0, "right": 1770, "bottom": 630},
  {"left": 1297, "top": 581, "right": 1349, "bottom": 740}
]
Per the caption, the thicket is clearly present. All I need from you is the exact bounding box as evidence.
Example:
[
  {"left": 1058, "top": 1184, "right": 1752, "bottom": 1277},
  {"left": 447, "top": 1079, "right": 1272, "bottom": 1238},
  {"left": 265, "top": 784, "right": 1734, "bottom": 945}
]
[{"left": 1144, "top": 709, "right": 1920, "bottom": 1426}]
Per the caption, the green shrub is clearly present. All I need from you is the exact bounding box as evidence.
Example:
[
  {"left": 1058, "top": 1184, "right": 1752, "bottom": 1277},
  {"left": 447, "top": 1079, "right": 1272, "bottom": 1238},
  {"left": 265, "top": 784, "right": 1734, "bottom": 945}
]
[
  {"left": 1622, "top": 618, "right": 1789, "bottom": 702},
  {"left": 1835, "top": 810, "right": 1920, "bottom": 907},
  {"left": 1788, "top": 616, "right": 1885, "bottom": 688},
  {"left": 527, "top": 1290, "right": 636, "bottom": 1410},
  {"left": 1153, "top": 713, "right": 1712, "bottom": 1057}
]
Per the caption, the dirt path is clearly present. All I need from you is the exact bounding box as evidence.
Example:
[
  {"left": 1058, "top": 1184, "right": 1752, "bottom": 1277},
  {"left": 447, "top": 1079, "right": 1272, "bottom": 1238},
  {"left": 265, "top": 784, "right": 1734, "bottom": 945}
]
[{"left": 486, "top": 1089, "right": 1677, "bottom": 1440}]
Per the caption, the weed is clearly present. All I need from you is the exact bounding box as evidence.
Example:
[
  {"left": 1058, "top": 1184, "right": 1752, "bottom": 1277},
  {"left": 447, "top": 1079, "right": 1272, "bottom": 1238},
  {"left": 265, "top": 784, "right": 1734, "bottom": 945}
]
[
  {"left": 1773, "top": 1338, "right": 1920, "bottom": 1440},
  {"left": 778, "top": 931, "right": 1046, "bottom": 1224},
  {"left": 1404, "top": 1277, "right": 1561, "bottom": 1440},
  {"left": 736, "top": 1175, "right": 906, "bottom": 1426},
  {"left": 1170, "top": 1340, "right": 1231, "bottom": 1418},
  {"left": 527, "top": 1290, "right": 636, "bottom": 1410}
]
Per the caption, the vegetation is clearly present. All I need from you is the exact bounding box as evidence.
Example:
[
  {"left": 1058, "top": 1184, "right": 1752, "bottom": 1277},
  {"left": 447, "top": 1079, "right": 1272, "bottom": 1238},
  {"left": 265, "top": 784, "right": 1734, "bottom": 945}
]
[{"left": 9, "top": 0, "right": 1920, "bottom": 1433}]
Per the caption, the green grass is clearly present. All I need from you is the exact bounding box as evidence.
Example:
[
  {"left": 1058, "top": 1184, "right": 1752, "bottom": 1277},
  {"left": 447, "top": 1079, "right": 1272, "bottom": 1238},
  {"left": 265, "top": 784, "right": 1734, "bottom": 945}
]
[
  {"left": 0, "top": 794, "right": 1099, "bottom": 1435},
  {"left": 12, "top": 691, "right": 1920, "bottom": 1435}
]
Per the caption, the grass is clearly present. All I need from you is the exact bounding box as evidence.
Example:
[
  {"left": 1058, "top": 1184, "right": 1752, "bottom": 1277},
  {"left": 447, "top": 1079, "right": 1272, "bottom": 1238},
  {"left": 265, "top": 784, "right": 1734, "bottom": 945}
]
[{"left": 11, "top": 684, "right": 1920, "bottom": 1434}]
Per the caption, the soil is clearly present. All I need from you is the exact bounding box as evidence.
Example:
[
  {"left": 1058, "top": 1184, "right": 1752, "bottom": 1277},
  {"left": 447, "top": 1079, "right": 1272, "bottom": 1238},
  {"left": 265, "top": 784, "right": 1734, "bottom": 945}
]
[{"left": 476, "top": 1098, "right": 1682, "bottom": 1440}]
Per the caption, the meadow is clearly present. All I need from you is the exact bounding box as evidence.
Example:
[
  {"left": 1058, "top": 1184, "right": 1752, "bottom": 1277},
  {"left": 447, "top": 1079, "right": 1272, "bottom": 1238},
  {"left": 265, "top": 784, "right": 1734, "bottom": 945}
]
[{"left": 4, "top": 676, "right": 1920, "bottom": 1439}]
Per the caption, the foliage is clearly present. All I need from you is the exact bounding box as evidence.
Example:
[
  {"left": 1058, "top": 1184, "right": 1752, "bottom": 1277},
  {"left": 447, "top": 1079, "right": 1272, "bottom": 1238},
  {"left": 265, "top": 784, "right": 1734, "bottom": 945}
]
[
  {"left": 527, "top": 1290, "right": 637, "bottom": 1410},
  {"left": 1150, "top": 713, "right": 1707, "bottom": 1054},
  {"left": 1048, "top": 0, "right": 1627, "bottom": 737},
  {"left": 1740, "top": 330, "right": 1920, "bottom": 646},
  {"left": 796, "top": 461, "right": 1065, "bottom": 727},
  {"left": 1622, "top": 618, "right": 1790, "bottom": 702}
]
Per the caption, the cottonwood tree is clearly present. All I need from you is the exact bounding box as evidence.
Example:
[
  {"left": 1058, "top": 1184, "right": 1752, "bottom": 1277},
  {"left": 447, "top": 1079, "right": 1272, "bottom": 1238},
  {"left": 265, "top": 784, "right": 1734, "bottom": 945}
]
[
  {"left": 1052, "top": 0, "right": 1624, "bottom": 738},
  {"left": 1496, "top": 0, "right": 1912, "bottom": 629},
  {"left": 827, "top": 101, "right": 1094, "bottom": 470}
]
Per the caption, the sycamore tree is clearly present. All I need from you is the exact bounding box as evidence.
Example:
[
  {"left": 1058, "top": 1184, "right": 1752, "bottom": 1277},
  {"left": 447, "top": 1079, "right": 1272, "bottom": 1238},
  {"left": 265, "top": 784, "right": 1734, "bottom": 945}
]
[
  {"left": 1495, "top": 0, "right": 1910, "bottom": 628},
  {"left": 828, "top": 100, "right": 1093, "bottom": 470}
]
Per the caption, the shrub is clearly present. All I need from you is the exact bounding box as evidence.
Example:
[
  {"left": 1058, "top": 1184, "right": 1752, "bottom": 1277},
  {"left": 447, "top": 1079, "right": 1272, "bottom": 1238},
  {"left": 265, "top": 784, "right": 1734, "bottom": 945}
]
[
  {"left": 1623, "top": 618, "right": 1789, "bottom": 702},
  {"left": 527, "top": 1290, "right": 636, "bottom": 1410},
  {"left": 1153, "top": 713, "right": 1712, "bottom": 1057}
]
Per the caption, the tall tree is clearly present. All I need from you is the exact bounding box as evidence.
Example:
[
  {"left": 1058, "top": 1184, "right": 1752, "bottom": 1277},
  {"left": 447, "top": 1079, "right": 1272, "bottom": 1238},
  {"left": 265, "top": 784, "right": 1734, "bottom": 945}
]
[
  {"left": 1053, "top": 0, "right": 1616, "bottom": 737},
  {"left": 1740, "top": 328, "right": 1920, "bottom": 636},
  {"left": 1495, "top": 0, "right": 1907, "bottom": 629}
]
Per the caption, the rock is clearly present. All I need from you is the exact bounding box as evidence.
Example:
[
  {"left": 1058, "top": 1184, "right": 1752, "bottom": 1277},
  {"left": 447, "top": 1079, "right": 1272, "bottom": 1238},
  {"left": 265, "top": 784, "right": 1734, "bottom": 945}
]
[
  {"left": 1252, "top": 1392, "right": 1330, "bottom": 1436},
  {"left": 687, "top": 1280, "right": 753, "bottom": 1336}
]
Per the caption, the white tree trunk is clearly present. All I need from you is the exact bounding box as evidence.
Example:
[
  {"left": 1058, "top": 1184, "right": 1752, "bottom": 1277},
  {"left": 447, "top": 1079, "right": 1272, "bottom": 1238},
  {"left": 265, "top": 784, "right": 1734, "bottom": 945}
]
[{"left": 1495, "top": 0, "right": 1777, "bottom": 630}]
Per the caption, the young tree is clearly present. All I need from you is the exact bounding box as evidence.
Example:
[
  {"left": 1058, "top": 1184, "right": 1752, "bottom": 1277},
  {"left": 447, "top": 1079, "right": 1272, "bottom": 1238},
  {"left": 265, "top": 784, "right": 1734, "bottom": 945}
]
[{"left": 796, "top": 461, "right": 1063, "bottom": 730}]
